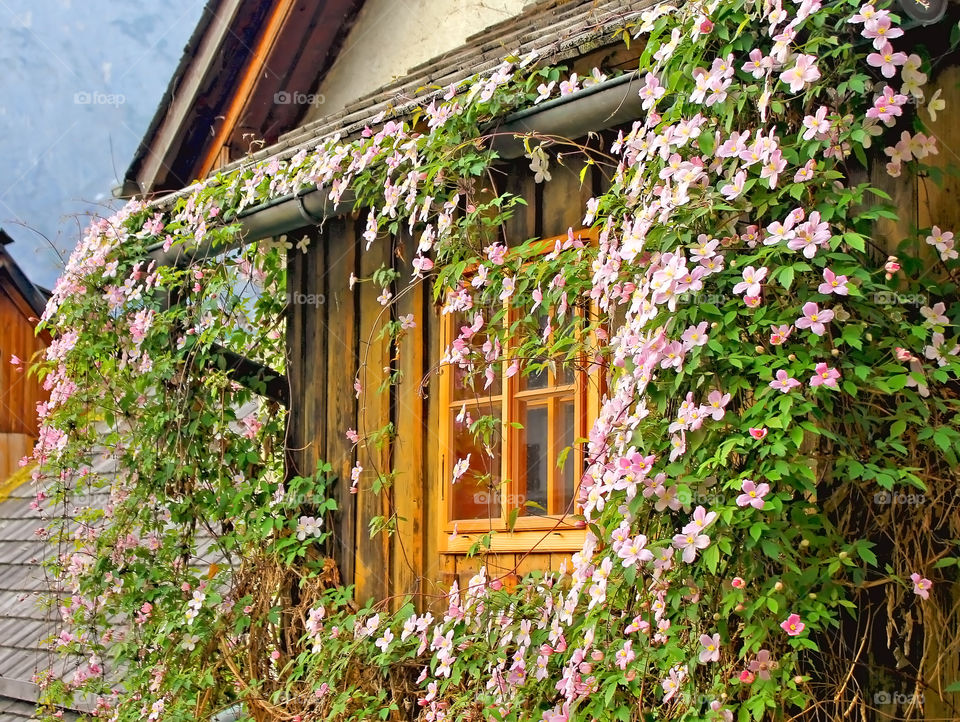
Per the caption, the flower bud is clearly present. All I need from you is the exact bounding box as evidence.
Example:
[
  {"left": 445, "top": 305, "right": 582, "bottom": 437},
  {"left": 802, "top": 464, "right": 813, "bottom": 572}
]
[
  {"left": 774, "top": 581, "right": 784, "bottom": 591},
  {"left": 788, "top": 353, "right": 796, "bottom": 361},
  {"left": 830, "top": 348, "right": 839, "bottom": 357},
  {"left": 799, "top": 539, "right": 810, "bottom": 548},
  {"left": 755, "top": 345, "right": 765, "bottom": 354}
]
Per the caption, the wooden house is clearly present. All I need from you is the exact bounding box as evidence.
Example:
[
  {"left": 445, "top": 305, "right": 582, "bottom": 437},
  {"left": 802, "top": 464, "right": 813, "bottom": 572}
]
[
  {"left": 125, "top": 16, "right": 960, "bottom": 706},
  {"left": 127, "top": 0, "right": 649, "bottom": 608}
]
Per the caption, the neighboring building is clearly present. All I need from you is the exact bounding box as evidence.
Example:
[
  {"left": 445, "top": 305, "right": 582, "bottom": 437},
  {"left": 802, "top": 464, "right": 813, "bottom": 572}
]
[{"left": 0, "top": 230, "right": 49, "bottom": 483}]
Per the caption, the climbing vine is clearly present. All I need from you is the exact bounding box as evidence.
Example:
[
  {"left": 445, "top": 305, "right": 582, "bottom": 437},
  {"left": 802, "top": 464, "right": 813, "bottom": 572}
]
[{"left": 28, "top": 1, "right": 960, "bottom": 720}]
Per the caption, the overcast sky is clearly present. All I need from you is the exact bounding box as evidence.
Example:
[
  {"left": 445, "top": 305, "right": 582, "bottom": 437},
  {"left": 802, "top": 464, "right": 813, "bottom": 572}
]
[{"left": 0, "top": 0, "right": 206, "bottom": 288}]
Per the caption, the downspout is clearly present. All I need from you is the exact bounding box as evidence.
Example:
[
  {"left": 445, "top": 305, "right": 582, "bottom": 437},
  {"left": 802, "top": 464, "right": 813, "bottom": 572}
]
[{"left": 146, "top": 73, "right": 643, "bottom": 267}]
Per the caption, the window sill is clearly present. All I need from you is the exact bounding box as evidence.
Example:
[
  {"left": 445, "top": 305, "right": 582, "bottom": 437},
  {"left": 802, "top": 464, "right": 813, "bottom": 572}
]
[{"left": 441, "top": 527, "right": 586, "bottom": 554}]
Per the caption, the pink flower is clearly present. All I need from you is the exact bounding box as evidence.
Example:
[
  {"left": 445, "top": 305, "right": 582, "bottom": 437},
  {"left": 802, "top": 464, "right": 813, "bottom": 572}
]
[
  {"left": 810, "top": 362, "right": 840, "bottom": 388},
  {"left": 739, "top": 669, "right": 756, "bottom": 683},
  {"left": 638, "top": 73, "right": 666, "bottom": 110},
  {"left": 867, "top": 41, "right": 907, "bottom": 78},
  {"left": 770, "top": 324, "right": 792, "bottom": 345},
  {"left": 699, "top": 633, "right": 721, "bottom": 663},
  {"left": 867, "top": 86, "right": 908, "bottom": 126},
  {"left": 770, "top": 369, "right": 801, "bottom": 393},
  {"left": 736, "top": 479, "right": 770, "bottom": 509},
  {"left": 705, "top": 390, "right": 731, "bottom": 421},
  {"left": 731, "top": 577, "right": 745, "bottom": 589},
  {"left": 801, "top": 106, "right": 830, "bottom": 141},
  {"left": 780, "top": 613, "right": 805, "bottom": 636},
  {"left": 862, "top": 14, "right": 903, "bottom": 50},
  {"left": 672, "top": 530, "right": 710, "bottom": 563},
  {"left": 780, "top": 54, "right": 820, "bottom": 93},
  {"left": 615, "top": 640, "right": 636, "bottom": 669},
  {"left": 618, "top": 534, "right": 653, "bottom": 567},
  {"left": 884, "top": 256, "right": 901, "bottom": 279},
  {"left": 748, "top": 427, "right": 767, "bottom": 440},
  {"left": 910, "top": 572, "right": 932, "bottom": 600},
  {"left": 733, "top": 266, "right": 768, "bottom": 297},
  {"left": 818, "top": 268, "right": 849, "bottom": 295},
  {"left": 795, "top": 302, "right": 834, "bottom": 336},
  {"left": 748, "top": 649, "right": 775, "bottom": 680}
]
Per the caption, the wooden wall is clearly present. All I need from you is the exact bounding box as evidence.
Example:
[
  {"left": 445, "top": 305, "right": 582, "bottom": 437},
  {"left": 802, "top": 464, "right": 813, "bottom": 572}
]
[
  {"left": 0, "top": 275, "right": 48, "bottom": 481},
  {"left": 286, "top": 149, "right": 607, "bottom": 609}
]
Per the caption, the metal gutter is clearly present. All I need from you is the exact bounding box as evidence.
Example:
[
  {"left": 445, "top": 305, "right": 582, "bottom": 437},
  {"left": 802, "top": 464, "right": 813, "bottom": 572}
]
[{"left": 147, "top": 72, "right": 643, "bottom": 267}]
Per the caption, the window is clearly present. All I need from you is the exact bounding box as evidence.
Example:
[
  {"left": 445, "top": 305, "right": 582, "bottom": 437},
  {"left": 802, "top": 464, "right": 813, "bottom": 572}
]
[{"left": 437, "top": 231, "right": 601, "bottom": 553}]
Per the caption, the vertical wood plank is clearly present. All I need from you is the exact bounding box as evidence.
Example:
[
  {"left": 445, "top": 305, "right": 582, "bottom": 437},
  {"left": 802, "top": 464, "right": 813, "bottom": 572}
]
[
  {"left": 390, "top": 254, "right": 426, "bottom": 611},
  {"left": 422, "top": 284, "right": 444, "bottom": 611},
  {"left": 323, "top": 218, "right": 358, "bottom": 589},
  {"left": 355, "top": 231, "right": 391, "bottom": 605}
]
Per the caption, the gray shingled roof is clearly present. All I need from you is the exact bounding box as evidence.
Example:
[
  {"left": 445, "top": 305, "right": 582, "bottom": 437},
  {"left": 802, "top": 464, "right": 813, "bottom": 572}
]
[{"left": 0, "top": 468, "right": 88, "bottom": 719}]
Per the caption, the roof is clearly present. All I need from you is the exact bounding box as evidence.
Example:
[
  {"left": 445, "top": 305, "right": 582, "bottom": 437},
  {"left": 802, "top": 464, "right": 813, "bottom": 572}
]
[
  {"left": 125, "top": 0, "right": 366, "bottom": 196},
  {"left": 148, "top": 0, "right": 652, "bottom": 209},
  {"left": 0, "top": 230, "right": 50, "bottom": 319},
  {"left": 237, "top": 0, "right": 649, "bottom": 169}
]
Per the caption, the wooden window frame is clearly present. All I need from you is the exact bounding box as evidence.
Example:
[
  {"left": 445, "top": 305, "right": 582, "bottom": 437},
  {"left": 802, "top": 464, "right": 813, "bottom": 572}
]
[{"left": 436, "top": 229, "right": 601, "bottom": 555}]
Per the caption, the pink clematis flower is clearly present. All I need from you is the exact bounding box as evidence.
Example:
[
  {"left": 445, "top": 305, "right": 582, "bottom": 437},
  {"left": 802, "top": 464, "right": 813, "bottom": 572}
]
[
  {"left": 818, "top": 268, "right": 849, "bottom": 295},
  {"left": 748, "top": 649, "right": 775, "bottom": 680},
  {"left": 910, "top": 572, "right": 932, "bottom": 599},
  {"left": 810, "top": 362, "right": 840, "bottom": 388},
  {"left": 733, "top": 266, "right": 768, "bottom": 297},
  {"left": 672, "top": 530, "right": 710, "bottom": 563},
  {"left": 862, "top": 14, "right": 904, "bottom": 50},
  {"left": 699, "top": 633, "right": 721, "bottom": 664},
  {"left": 770, "top": 369, "right": 801, "bottom": 393},
  {"left": 749, "top": 427, "right": 768, "bottom": 440},
  {"left": 795, "top": 302, "right": 834, "bottom": 336},
  {"left": 780, "top": 54, "right": 820, "bottom": 93},
  {"left": 867, "top": 41, "right": 907, "bottom": 78},
  {"left": 780, "top": 613, "right": 805, "bottom": 636},
  {"left": 736, "top": 479, "right": 770, "bottom": 509},
  {"left": 770, "top": 324, "right": 792, "bottom": 345}
]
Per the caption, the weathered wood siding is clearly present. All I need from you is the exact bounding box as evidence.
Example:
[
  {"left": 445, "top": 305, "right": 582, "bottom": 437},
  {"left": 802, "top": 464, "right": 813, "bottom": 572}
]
[{"left": 286, "top": 146, "right": 608, "bottom": 609}]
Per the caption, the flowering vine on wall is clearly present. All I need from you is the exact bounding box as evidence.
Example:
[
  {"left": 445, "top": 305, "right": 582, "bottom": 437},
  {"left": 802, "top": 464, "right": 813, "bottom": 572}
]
[{"left": 27, "top": 0, "right": 960, "bottom": 720}]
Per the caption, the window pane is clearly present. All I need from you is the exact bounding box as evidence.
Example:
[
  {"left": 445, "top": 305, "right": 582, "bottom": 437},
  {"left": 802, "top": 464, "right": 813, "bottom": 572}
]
[
  {"left": 555, "top": 359, "right": 575, "bottom": 387},
  {"left": 449, "top": 402, "right": 501, "bottom": 520},
  {"left": 518, "top": 402, "right": 549, "bottom": 516},
  {"left": 451, "top": 312, "right": 501, "bottom": 399},
  {"left": 556, "top": 399, "right": 577, "bottom": 515}
]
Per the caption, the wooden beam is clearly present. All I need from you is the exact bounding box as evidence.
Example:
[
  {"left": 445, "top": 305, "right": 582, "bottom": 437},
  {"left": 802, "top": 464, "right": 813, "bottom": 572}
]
[
  {"left": 197, "top": 0, "right": 298, "bottom": 178},
  {"left": 208, "top": 342, "right": 288, "bottom": 406}
]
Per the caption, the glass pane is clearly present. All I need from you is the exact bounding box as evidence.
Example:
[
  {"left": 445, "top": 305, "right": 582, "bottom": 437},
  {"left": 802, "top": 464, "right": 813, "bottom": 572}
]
[
  {"left": 555, "top": 359, "right": 575, "bottom": 387},
  {"left": 520, "top": 313, "right": 549, "bottom": 390},
  {"left": 555, "top": 399, "right": 576, "bottom": 515},
  {"left": 449, "top": 402, "right": 502, "bottom": 520},
  {"left": 451, "top": 312, "right": 501, "bottom": 399},
  {"left": 518, "top": 402, "right": 549, "bottom": 516}
]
